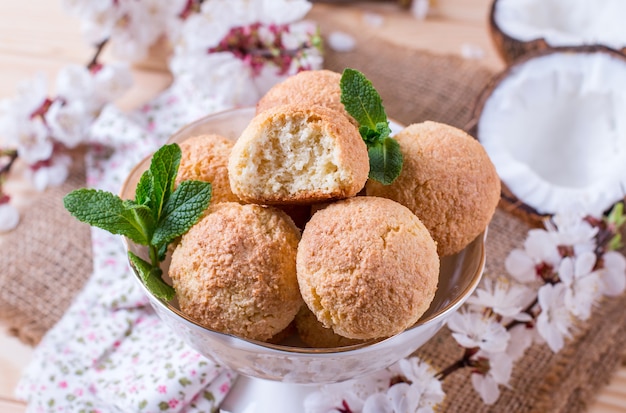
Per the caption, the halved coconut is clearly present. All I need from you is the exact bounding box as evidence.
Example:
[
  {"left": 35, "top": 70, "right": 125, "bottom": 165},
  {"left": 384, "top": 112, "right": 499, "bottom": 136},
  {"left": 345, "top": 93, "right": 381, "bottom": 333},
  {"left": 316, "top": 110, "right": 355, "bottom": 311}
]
[
  {"left": 469, "top": 46, "right": 626, "bottom": 223},
  {"left": 490, "top": 0, "right": 626, "bottom": 64}
]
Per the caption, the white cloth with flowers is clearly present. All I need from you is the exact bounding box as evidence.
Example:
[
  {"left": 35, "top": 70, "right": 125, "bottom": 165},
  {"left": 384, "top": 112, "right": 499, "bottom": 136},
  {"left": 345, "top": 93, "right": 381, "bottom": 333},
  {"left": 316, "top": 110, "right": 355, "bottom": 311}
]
[{"left": 15, "top": 89, "right": 238, "bottom": 413}]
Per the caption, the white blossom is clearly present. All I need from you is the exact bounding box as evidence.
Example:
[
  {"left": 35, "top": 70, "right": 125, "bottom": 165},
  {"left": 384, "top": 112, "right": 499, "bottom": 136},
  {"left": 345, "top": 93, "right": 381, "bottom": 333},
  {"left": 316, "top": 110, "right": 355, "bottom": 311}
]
[
  {"left": 0, "top": 202, "right": 20, "bottom": 233},
  {"left": 56, "top": 64, "right": 132, "bottom": 114},
  {"left": 470, "top": 351, "right": 513, "bottom": 405},
  {"left": 256, "top": 0, "right": 312, "bottom": 25},
  {"left": 536, "top": 283, "right": 572, "bottom": 352},
  {"left": 92, "top": 64, "right": 134, "bottom": 103},
  {"left": 13, "top": 117, "right": 52, "bottom": 165},
  {"left": 304, "top": 368, "right": 392, "bottom": 413},
  {"left": 466, "top": 277, "right": 534, "bottom": 321},
  {"left": 600, "top": 250, "right": 626, "bottom": 296},
  {"left": 505, "top": 228, "right": 561, "bottom": 284},
  {"left": 548, "top": 208, "right": 598, "bottom": 255},
  {"left": 45, "top": 100, "right": 90, "bottom": 148},
  {"left": 327, "top": 31, "right": 356, "bottom": 53},
  {"left": 107, "top": 0, "right": 174, "bottom": 61},
  {"left": 26, "top": 153, "right": 72, "bottom": 191},
  {"left": 170, "top": 52, "right": 261, "bottom": 107},
  {"left": 362, "top": 392, "right": 395, "bottom": 413},
  {"left": 506, "top": 324, "right": 534, "bottom": 361},
  {"left": 0, "top": 74, "right": 51, "bottom": 162},
  {"left": 63, "top": 0, "right": 119, "bottom": 44},
  {"left": 447, "top": 310, "right": 510, "bottom": 353},
  {"left": 304, "top": 358, "right": 443, "bottom": 413},
  {"left": 397, "top": 358, "right": 445, "bottom": 410},
  {"left": 363, "top": 382, "right": 424, "bottom": 413},
  {"left": 56, "top": 65, "right": 97, "bottom": 104},
  {"left": 558, "top": 252, "right": 601, "bottom": 320}
]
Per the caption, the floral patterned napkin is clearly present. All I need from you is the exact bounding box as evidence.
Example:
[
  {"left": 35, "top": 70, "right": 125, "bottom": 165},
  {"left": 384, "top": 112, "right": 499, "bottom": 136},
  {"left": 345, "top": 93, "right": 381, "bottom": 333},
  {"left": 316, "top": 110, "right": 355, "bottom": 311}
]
[{"left": 15, "top": 86, "right": 238, "bottom": 413}]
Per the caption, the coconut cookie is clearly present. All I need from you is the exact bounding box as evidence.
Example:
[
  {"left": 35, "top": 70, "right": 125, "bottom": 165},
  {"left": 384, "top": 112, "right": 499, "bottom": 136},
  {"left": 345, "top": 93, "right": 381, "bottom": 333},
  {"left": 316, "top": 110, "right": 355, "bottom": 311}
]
[
  {"left": 175, "top": 134, "right": 239, "bottom": 204},
  {"left": 169, "top": 202, "right": 302, "bottom": 342},
  {"left": 297, "top": 196, "right": 439, "bottom": 340},
  {"left": 228, "top": 105, "right": 369, "bottom": 205},
  {"left": 256, "top": 69, "right": 356, "bottom": 125},
  {"left": 366, "top": 121, "right": 500, "bottom": 257},
  {"left": 295, "top": 305, "right": 364, "bottom": 348}
]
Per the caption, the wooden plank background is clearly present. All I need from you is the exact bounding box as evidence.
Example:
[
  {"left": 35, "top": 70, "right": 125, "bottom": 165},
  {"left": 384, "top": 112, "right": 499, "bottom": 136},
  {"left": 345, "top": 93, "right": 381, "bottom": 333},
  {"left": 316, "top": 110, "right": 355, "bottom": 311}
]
[{"left": 0, "top": 1, "right": 624, "bottom": 412}]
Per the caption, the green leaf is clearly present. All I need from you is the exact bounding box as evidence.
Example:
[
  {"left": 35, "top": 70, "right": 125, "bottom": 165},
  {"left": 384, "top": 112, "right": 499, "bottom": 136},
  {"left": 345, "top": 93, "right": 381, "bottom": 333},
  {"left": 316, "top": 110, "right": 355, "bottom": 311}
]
[
  {"left": 64, "top": 189, "right": 150, "bottom": 245},
  {"left": 340, "top": 68, "right": 402, "bottom": 185},
  {"left": 606, "top": 202, "right": 626, "bottom": 229},
  {"left": 135, "top": 169, "right": 153, "bottom": 206},
  {"left": 149, "top": 143, "right": 182, "bottom": 221},
  {"left": 152, "top": 180, "right": 212, "bottom": 247},
  {"left": 368, "top": 137, "right": 404, "bottom": 185},
  {"left": 609, "top": 233, "right": 623, "bottom": 251},
  {"left": 128, "top": 251, "right": 175, "bottom": 301},
  {"left": 340, "top": 68, "right": 388, "bottom": 130},
  {"left": 127, "top": 251, "right": 152, "bottom": 282}
]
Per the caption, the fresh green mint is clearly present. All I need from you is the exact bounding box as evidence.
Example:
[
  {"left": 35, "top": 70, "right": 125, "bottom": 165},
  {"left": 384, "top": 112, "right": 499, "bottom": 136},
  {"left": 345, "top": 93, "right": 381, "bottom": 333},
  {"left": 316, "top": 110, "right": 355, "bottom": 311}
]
[
  {"left": 63, "top": 143, "right": 212, "bottom": 301},
  {"left": 340, "top": 68, "right": 403, "bottom": 185}
]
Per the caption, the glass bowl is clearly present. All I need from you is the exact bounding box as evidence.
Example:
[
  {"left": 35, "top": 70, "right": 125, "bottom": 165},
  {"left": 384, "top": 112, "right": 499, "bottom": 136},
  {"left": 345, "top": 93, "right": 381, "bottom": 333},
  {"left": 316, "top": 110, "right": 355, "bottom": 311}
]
[{"left": 120, "top": 107, "right": 486, "bottom": 385}]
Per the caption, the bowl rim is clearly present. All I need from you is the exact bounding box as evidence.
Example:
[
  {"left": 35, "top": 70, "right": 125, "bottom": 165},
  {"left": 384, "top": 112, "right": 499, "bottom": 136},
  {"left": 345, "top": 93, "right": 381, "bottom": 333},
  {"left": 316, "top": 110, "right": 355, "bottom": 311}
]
[{"left": 120, "top": 106, "right": 487, "bottom": 355}]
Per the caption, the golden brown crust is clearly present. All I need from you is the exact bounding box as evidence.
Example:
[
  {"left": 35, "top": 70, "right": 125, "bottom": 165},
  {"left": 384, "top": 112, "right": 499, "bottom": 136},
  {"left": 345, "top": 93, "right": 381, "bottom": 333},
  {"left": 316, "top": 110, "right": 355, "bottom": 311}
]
[
  {"left": 296, "top": 196, "right": 439, "bottom": 340},
  {"left": 366, "top": 121, "right": 500, "bottom": 256},
  {"left": 295, "top": 305, "right": 364, "bottom": 348},
  {"left": 256, "top": 69, "right": 357, "bottom": 125},
  {"left": 169, "top": 202, "right": 303, "bottom": 342},
  {"left": 228, "top": 104, "right": 369, "bottom": 204},
  {"left": 175, "top": 134, "right": 239, "bottom": 204}
]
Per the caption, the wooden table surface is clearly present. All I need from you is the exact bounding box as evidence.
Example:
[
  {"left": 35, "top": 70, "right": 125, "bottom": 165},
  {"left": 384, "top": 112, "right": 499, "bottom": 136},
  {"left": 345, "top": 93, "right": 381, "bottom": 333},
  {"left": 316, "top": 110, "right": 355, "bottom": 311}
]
[{"left": 1, "top": 1, "right": 625, "bottom": 412}]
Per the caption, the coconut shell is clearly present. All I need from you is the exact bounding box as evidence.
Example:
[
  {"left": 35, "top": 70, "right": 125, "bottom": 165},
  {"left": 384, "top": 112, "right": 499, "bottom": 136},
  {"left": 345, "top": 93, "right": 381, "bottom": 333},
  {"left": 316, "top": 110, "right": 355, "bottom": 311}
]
[
  {"left": 467, "top": 45, "right": 626, "bottom": 227},
  {"left": 489, "top": 0, "right": 626, "bottom": 64}
]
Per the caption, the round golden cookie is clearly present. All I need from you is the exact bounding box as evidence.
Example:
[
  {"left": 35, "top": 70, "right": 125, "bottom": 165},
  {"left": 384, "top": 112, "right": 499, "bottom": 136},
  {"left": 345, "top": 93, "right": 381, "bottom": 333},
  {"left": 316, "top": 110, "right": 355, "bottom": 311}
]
[
  {"left": 175, "top": 134, "right": 239, "bottom": 204},
  {"left": 169, "top": 202, "right": 302, "bottom": 342},
  {"left": 295, "top": 306, "right": 363, "bottom": 348},
  {"left": 228, "top": 104, "right": 369, "bottom": 205},
  {"left": 296, "top": 196, "right": 439, "bottom": 340},
  {"left": 256, "top": 69, "right": 356, "bottom": 125},
  {"left": 366, "top": 121, "right": 500, "bottom": 256}
]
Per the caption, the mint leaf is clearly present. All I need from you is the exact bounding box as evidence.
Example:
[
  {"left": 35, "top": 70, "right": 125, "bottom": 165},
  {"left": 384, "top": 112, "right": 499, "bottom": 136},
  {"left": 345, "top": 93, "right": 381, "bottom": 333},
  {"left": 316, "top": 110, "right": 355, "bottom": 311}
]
[
  {"left": 128, "top": 251, "right": 175, "bottom": 300},
  {"left": 368, "top": 137, "right": 403, "bottom": 185},
  {"left": 65, "top": 142, "right": 213, "bottom": 303},
  {"left": 64, "top": 189, "right": 150, "bottom": 245},
  {"left": 340, "top": 68, "right": 388, "bottom": 129},
  {"left": 152, "top": 180, "right": 212, "bottom": 247},
  {"left": 340, "top": 68, "right": 403, "bottom": 185},
  {"left": 135, "top": 169, "right": 153, "bottom": 207},
  {"left": 150, "top": 144, "right": 181, "bottom": 221}
]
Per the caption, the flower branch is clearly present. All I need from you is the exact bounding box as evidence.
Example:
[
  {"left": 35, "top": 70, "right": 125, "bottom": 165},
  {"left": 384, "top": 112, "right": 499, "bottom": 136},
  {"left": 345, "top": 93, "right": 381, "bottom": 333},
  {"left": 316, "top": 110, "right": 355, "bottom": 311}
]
[{"left": 0, "top": 33, "right": 133, "bottom": 232}]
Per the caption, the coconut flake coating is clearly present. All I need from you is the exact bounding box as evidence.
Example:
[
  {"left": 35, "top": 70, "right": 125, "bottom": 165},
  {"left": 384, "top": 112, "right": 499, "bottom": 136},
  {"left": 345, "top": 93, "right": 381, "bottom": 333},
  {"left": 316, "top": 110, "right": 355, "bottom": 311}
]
[
  {"left": 256, "top": 69, "right": 356, "bottom": 125},
  {"left": 296, "top": 196, "right": 439, "bottom": 340},
  {"left": 175, "top": 134, "right": 239, "bottom": 204},
  {"left": 169, "top": 202, "right": 303, "bottom": 342},
  {"left": 366, "top": 121, "right": 500, "bottom": 256}
]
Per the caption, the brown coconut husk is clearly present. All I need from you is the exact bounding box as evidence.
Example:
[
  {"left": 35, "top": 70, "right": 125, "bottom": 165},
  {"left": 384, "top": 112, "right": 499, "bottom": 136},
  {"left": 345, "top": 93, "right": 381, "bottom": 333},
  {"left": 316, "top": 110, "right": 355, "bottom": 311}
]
[
  {"left": 488, "top": 0, "right": 626, "bottom": 65},
  {"left": 466, "top": 45, "right": 626, "bottom": 227}
]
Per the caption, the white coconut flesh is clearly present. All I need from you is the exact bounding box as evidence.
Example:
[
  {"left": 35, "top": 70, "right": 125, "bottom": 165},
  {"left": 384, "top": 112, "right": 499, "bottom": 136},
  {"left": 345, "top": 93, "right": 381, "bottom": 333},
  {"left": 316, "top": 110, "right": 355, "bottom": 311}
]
[
  {"left": 494, "top": 0, "right": 626, "bottom": 50},
  {"left": 477, "top": 51, "right": 626, "bottom": 216}
]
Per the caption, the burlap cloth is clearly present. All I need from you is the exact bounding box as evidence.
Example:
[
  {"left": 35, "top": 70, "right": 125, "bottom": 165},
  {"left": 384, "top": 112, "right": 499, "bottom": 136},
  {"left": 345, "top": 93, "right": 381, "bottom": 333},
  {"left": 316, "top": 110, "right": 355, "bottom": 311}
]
[
  {"left": 0, "top": 149, "right": 92, "bottom": 345},
  {"left": 1, "top": 8, "right": 625, "bottom": 412}
]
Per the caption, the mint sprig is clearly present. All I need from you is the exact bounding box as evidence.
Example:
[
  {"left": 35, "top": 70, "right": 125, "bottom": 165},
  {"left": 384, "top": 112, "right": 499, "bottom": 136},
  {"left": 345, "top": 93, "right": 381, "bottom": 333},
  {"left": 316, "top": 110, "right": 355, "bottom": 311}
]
[
  {"left": 63, "top": 143, "right": 212, "bottom": 301},
  {"left": 340, "top": 68, "right": 403, "bottom": 185}
]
